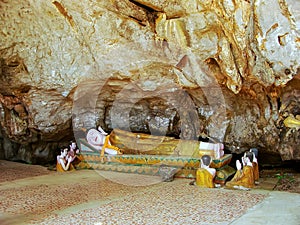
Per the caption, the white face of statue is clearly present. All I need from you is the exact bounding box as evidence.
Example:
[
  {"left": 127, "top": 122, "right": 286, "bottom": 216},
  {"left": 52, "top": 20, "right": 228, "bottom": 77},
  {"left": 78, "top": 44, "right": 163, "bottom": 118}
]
[
  {"left": 61, "top": 149, "right": 68, "bottom": 157},
  {"left": 87, "top": 129, "right": 104, "bottom": 145},
  {"left": 71, "top": 142, "right": 76, "bottom": 150},
  {"left": 243, "top": 156, "right": 250, "bottom": 164}
]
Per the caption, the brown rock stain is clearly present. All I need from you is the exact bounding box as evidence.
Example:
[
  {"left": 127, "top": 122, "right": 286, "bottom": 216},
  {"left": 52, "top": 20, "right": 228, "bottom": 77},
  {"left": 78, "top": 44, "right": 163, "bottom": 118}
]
[{"left": 52, "top": 1, "right": 77, "bottom": 31}]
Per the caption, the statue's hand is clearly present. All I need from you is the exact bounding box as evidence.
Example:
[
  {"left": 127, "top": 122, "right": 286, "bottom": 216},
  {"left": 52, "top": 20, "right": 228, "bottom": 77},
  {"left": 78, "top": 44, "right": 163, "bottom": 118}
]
[
  {"left": 68, "top": 157, "right": 73, "bottom": 163},
  {"left": 241, "top": 156, "right": 246, "bottom": 166},
  {"left": 253, "top": 153, "right": 258, "bottom": 163},
  {"left": 236, "top": 159, "right": 242, "bottom": 170}
]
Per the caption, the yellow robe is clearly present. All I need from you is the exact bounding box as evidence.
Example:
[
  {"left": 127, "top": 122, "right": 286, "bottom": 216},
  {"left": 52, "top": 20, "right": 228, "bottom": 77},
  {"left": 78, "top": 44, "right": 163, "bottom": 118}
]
[
  {"left": 226, "top": 165, "right": 254, "bottom": 188},
  {"left": 252, "top": 162, "right": 259, "bottom": 182},
  {"left": 196, "top": 168, "right": 215, "bottom": 188},
  {"left": 56, "top": 161, "right": 75, "bottom": 172},
  {"left": 100, "top": 135, "right": 122, "bottom": 158}
]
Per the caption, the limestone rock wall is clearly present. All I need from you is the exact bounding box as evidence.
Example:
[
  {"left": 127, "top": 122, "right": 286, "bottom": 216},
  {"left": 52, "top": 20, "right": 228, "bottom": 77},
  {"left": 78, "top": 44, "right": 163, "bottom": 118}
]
[{"left": 0, "top": 0, "right": 299, "bottom": 164}]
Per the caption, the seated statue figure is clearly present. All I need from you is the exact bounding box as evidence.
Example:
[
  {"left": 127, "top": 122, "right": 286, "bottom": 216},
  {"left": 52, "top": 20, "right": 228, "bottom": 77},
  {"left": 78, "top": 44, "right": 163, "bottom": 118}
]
[
  {"left": 196, "top": 155, "right": 216, "bottom": 188},
  {"left": 56, "top": 148, "right": 75, "bottom": 172},
  {"left": 67, "top": 141, "right": 79, "bottom": 159},
  {"left": 226, "top": 153, "right": 254, "bottom": 190},
  {"left": 67, "top": 141, "right": 83, "bottom": 167}
]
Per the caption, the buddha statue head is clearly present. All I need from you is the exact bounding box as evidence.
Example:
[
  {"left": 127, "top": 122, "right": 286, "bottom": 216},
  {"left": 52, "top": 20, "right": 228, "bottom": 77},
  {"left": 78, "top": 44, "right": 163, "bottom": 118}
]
[
  {"left": 201, "top": 155, "right": 212, "bottom": 168},
  {"left": 250, "top": 148, "right": 258, "bottom": 158},
  {"left": 245, "top": 151, "right": 254, "bottom": 162}
]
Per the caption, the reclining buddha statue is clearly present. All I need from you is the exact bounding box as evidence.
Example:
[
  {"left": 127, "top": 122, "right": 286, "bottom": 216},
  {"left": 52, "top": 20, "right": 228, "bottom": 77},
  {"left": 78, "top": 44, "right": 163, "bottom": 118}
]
[
  {"left": 78, "top": 126, "right": 234, "bottom": 183},
  {"left": 83, "top": 126, "right": 225, "bottom": 160}
]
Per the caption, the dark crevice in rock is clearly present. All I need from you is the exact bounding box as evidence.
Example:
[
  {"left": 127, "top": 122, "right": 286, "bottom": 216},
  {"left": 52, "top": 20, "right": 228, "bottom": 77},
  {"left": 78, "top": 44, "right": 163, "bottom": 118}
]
[
  {"left": 277, "top": 97, "right": 282, "bottom": 111},
  {"left": 128, "top": 0, "right": 161, "bottom": 31},
  {"left": 128, "top": 15, "right": 147, "bottom": 26},
  {"left": 205, "top": 57, "right": 226, "bottom": 84},
  {"left": 128, "top": 0, "right": 161, "bottom": 12}
]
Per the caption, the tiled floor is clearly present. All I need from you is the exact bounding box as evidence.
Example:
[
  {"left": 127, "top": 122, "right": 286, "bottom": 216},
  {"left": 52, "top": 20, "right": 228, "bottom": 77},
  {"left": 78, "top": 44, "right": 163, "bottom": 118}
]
[
  {"left": 0, "top": 160, "right": 51, "bottom": 182},
  {"left": 32, "top": 182, "right": 266, "bottom": 225},
  {"left": 0, "top": 160, "right": 269, "bottom": 225}
]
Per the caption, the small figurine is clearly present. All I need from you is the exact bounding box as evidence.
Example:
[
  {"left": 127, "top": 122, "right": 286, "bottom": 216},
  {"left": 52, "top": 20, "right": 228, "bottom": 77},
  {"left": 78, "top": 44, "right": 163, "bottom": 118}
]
[
  {"left": 196, "top": 155, "right": 216, "bottom": 188},
  {"left": 226, "top": 152, "right": 254, "bottom": 190},
  {"left": 66, "top": 141, "right": 78, "bottom": 160},
  {"left": 56, "top": 148, "right": 75, "bottom": 172},
  {"left": 66, "top": 141, "right": 83, "bottom": 166}
]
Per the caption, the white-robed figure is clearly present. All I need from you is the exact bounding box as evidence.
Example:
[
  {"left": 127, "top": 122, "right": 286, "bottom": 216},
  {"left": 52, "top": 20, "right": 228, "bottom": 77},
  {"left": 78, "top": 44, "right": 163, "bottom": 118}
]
[{"left": 86, "top": 126, "right": 122, "bottom": 156}]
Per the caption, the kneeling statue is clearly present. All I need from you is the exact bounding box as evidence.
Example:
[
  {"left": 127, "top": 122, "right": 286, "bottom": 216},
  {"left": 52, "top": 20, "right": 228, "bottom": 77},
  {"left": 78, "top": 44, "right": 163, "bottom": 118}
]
[
  {"left": 226, "top": 152, "right": 254, "bottom": 190},
  {"left": 56, "top": 148, "right": 75, "bottom": 172},
  {"left": 196, "top": 155, "right": 216, "bottom": 188}
]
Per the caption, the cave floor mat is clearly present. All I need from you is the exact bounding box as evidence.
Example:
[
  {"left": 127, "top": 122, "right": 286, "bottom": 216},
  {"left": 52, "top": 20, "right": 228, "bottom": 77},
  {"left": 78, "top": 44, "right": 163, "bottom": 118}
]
[{"left": 0, "top": 160, "right": 299, "bottom": 225}]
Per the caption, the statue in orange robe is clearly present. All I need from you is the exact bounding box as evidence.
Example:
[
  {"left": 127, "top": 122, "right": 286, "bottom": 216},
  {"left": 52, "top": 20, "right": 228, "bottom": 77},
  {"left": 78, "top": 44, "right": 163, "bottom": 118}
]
[
  {"left": 226, "top": 155, "right": 254, "bottom": 190},
  {"left": 196, "top": 155, "right": 216, "bottom": 188},
  {"left": 56, "top": 148, "right": 75, "bottom": 172},
  {"left": 252, "top": 161, "right": 259, "bottom": 183}
]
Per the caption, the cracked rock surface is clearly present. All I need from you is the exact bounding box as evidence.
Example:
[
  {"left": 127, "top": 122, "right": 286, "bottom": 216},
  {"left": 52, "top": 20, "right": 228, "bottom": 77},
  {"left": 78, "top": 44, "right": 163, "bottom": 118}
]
[{"left": 0, "top": 0, "right": 299, "bottom": 163}]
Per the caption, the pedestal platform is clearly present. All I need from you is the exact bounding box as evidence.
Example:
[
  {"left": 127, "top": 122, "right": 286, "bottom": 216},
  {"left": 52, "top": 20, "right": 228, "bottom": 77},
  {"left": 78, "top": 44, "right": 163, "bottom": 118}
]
[{"left": 77, "top": 138, "right": 235, "bottom": 183}]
